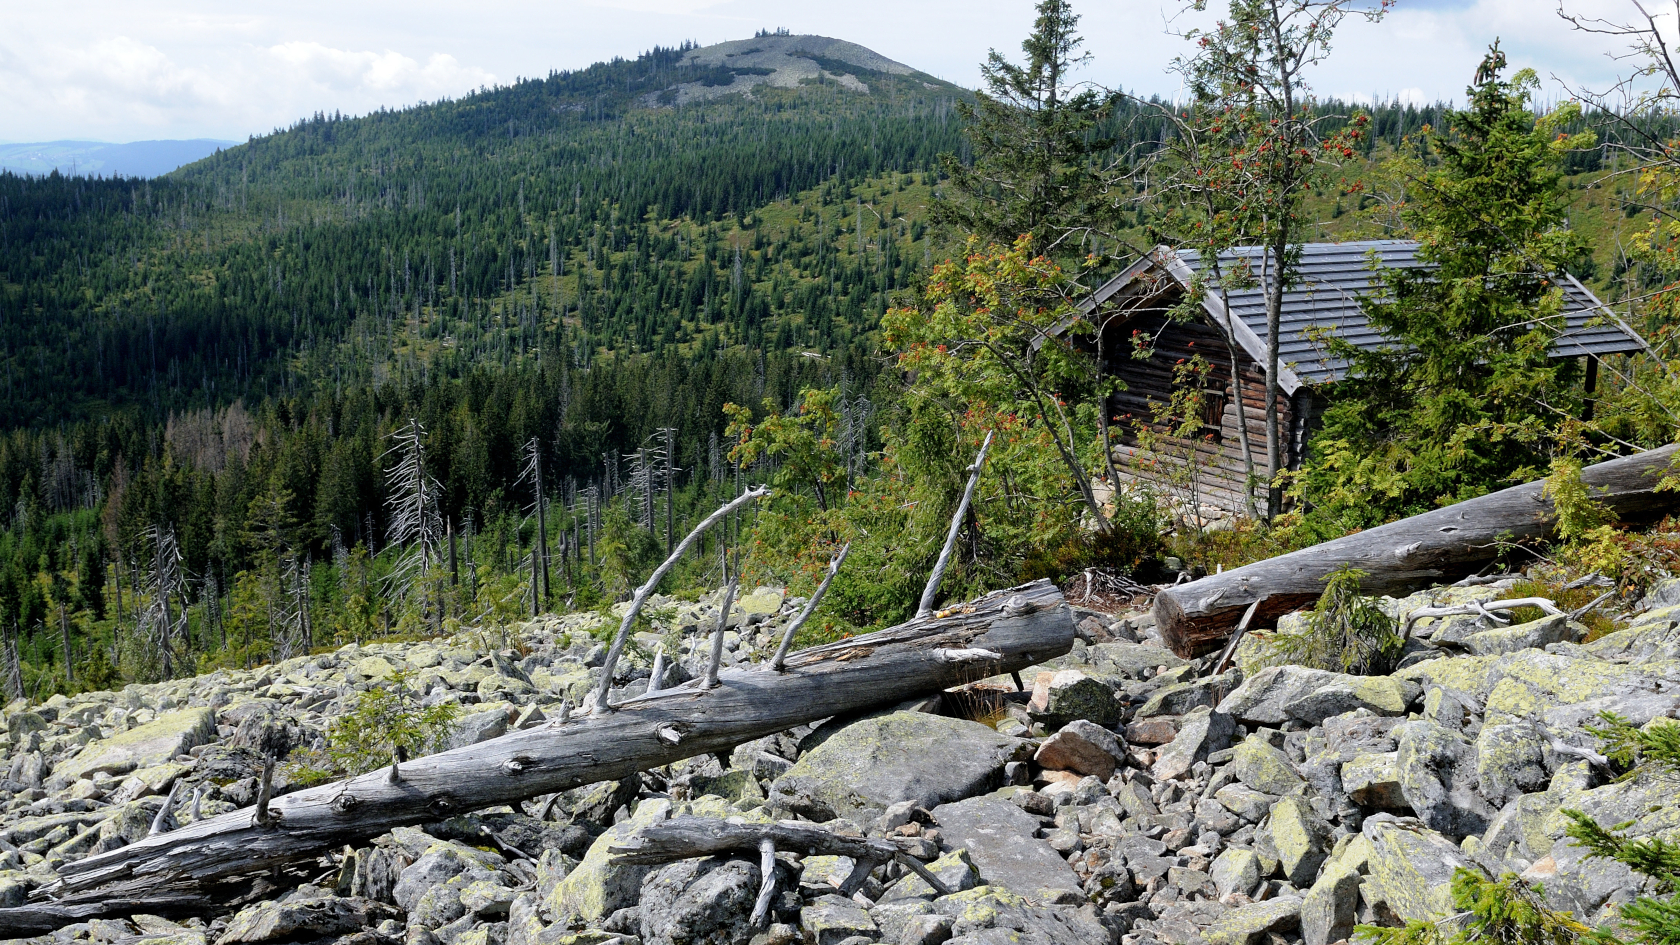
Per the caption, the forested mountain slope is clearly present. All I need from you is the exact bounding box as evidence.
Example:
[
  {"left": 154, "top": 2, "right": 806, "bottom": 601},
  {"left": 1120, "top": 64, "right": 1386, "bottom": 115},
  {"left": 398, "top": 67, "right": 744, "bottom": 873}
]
[{"left": 0, "top": 34, "right": 963, "bottom": 428}]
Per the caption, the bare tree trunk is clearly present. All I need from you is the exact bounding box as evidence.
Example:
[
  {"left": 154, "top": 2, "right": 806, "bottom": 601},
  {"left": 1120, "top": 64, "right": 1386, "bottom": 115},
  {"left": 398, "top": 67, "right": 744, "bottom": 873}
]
[{"left": 59, "top": 604, "right": 74, "bottom": 684}]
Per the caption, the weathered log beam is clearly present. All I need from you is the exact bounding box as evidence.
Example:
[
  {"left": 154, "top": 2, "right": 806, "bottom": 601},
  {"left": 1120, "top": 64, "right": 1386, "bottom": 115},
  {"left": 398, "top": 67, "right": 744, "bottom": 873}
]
[
  {"left": 609, "top": 815, "right": 954, "bottom": 905},
  {"left": 1154, "top": 444, "right": 1680, "bottom": 657},
  {"left": 4, "top": 580, "right": 1072, "bottom": 932}
]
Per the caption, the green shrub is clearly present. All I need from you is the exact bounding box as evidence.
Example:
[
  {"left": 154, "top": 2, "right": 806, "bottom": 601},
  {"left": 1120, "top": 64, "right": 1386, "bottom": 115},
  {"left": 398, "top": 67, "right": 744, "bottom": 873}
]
[{"left": 288, "top": 670, "right": 459, "bottom": 782}]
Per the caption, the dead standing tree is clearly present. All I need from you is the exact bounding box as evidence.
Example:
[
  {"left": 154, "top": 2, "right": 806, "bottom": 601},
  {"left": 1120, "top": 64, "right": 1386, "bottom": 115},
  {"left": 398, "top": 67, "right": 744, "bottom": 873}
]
[
  {"left": 385, "top": 419, "right": 446, "bottom": 634},
  {"left": 137, "top": 525, "right": 188, "bottom": 679}
]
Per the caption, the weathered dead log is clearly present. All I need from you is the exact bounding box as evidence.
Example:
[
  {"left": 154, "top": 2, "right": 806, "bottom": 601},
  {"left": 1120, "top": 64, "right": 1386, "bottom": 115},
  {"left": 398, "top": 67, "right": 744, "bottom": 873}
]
[
  {"left": 1155, "top": 444, "right": 1680, "bottom": 657},
  {"left": 3, "top": 579, "right": 1072, "bottom": 932},
  {"left": 609, "top": 815, "right": 955, "bottom": 904}
]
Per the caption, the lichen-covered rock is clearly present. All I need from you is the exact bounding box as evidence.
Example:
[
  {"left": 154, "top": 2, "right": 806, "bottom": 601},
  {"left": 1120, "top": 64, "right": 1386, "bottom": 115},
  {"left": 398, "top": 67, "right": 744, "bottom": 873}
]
[
  {"left": 1398, "top": 655, "right": 1506, "bottom": 702},
  {"left": 1203, "top": 896, "right": 1303, "bottom": 945},
  {"left": 547, "top": 798, "right": 673, "bottom": 924},
  {"left": 1395, "top": 721, "right": 1493, "bottom": 838},
  {"left": 930, "top": 885, "right": 1109, "bottom": 944},
  {"left": 1134, "top": 673, "right": 1235, "bottom": 719},
  {"left": 768, "top": 712, "right": 1022, "bottom": 822},
  {"left": 54, "top": 707, "right": 215, "bottom": 782},
  {"left": 1481, "top": 651, "right": 1675, "bottom": 727},
  {"left": 1363, "top": 814, "right": 1486, "bottom": 922},
  {"left": 1301, "top": 860, "right": 1362, "bottom": 945},
  {"left": 1271, "top": 795, "right": 1330, "bottom": 886},
  {"left": 1341, "top": 752, "right": 1406, "bottom": 809},
  {"left": 1534, "top": 773, "right": 1680, "bottom": 922},
  {"left": 1217, "top": 666, "right": 1345, "bottom": 725},
  {"left": 1216, "top": 784, "right": 1276, "bottom": 823},
  {"left": 639, "top": 854, "right": 787, "bottom": 945},
  {"left": 880, "top": 848, "right": 978, "bottom": 902},
  {"left": 1230, "top": 734, "right": 1304, "bottom": 795},
  {"left": 930, "top": 796, "right": 1081, "bottom": 895},
  {"left": 1210, "top": 847, "right": 1262, "bottom": 898},
  {"left": 1152, "top": 706, "right": 1236, "bottom": 781},
  {"left": 1283, "top": 676, "right": 1419, "bottom": 724},
  {"left": 735, "top": 586, "right": 785, "bottom": 617},
  {"left": 800, "top": 894, "right": 877, "bottom": 945},
  {"left": 215, "top": 895, "right": 397, "bottom": 944},
  {"left": 1029, "top": 670, "right": 1122, "bottom": 728},
  {"left": 1475, "top": 724, "right": 1551, "bottom": 809},
  {"left": 1461, "top": 615, "right": 1582, "bottom": 656},
  {"left": 394, "top": 841, "right": 506, "bottom": 912}
]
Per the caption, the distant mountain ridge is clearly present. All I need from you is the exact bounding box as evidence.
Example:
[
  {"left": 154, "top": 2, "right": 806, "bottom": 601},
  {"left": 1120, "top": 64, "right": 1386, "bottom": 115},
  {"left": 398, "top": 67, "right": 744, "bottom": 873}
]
[{"left": 0, "top": 139, "right": 234, "bottom": 179}]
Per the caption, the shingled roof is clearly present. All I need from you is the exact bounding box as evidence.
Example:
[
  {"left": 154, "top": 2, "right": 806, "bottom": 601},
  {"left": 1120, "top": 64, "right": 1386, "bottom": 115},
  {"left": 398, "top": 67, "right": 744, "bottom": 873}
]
[{"left": 1083, "top": 240, "right": 1647, "bottom": 394}]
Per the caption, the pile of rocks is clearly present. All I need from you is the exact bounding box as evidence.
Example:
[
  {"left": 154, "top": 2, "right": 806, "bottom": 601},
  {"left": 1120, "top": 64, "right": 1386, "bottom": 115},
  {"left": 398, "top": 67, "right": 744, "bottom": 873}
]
[{"left": 0, "top": 576, "right": 1677, "bottom": 945}]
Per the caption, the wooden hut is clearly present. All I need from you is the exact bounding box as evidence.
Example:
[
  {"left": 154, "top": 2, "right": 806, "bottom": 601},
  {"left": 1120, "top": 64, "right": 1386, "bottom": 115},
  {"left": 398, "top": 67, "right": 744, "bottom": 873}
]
[{"left": 1069, "top": 240, "right": 1647, "bottom": 516}]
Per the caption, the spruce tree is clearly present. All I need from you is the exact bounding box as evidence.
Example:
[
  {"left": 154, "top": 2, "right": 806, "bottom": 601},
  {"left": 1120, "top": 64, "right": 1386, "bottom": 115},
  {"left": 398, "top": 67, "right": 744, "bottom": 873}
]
[
  {"left": 1305, "top": 47, "right": 1595, "bottom": 525},
  {"left": 932, "top": 0, "right": 1114, "bottom": 257}
]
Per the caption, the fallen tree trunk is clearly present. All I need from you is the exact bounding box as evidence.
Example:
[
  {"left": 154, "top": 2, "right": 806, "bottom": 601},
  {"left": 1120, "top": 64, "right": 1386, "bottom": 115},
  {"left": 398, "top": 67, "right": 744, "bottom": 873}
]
[
  {"left": 1154, "top": 444, "right": 1680, "bottom": 657},
  {"left": 4, "top": 580, "right": 1073, "bottom": 932},
  {"left": 609, "top": 815, "right": 957, "bottom": 923}
]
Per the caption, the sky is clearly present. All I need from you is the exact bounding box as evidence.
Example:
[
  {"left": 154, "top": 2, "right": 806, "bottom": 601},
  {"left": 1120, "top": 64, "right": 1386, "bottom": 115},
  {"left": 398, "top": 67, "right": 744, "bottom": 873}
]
[{"left": 0, "top": 0, "right": 1664, "bottom": 144}]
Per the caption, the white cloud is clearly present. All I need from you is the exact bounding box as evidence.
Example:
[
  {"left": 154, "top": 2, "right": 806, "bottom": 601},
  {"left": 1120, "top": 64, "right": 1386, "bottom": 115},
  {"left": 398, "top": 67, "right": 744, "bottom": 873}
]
[{"left": 0, "top": 0, "right": 1663, "bottom": 143}]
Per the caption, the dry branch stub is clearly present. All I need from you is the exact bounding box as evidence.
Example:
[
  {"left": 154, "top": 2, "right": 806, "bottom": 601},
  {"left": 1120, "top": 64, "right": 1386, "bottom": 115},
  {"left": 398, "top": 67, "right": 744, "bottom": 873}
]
[
  {"left": 6, "top": 579, "right": 1074, "bottom": 930},
  {"left": 1154, "top": 444, "right": 1680, "bottom": 657}
]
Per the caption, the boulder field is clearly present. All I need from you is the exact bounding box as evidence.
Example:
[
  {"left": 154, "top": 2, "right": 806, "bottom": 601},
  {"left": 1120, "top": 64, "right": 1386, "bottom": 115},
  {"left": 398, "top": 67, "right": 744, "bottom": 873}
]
[{"left": 0, "top": 575, "right": 1676, "bottom": 945}]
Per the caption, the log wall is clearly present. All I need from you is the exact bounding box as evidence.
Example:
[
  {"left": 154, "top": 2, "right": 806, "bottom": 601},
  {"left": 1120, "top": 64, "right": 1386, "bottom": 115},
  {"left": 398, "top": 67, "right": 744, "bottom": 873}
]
[{"left": 1097, "top": 301, "right": 1291, "bottom": 515}]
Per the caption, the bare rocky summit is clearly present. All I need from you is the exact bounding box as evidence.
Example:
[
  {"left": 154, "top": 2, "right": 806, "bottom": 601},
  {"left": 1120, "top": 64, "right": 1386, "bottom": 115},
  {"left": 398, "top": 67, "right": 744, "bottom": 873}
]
[
  {"left": 645, "top": 35, "right": 931, "bottom": 107},
  {"left": 0, "top": 575, "right": 1676, "bottom": 945}
]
